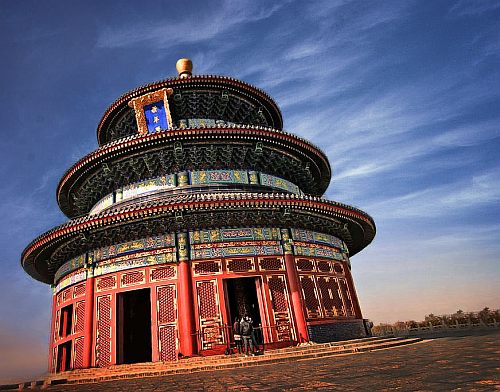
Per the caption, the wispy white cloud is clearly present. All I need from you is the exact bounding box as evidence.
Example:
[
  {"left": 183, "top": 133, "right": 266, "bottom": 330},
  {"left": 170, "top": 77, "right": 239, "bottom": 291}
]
[
  {"left": 448, "top": 0, "right": 500, "bottom": 17},
  {"left": 363, "top": 167, "right": 500, "bottom": 219},
  {"left": 96, "top": 0, "right": 291, "bottom": 49}
]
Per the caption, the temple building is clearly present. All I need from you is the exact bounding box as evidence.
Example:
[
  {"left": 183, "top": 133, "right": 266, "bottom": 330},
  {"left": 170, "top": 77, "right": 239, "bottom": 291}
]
[{"left": 21, "top": 59, "right": 376, "bottom": 373}]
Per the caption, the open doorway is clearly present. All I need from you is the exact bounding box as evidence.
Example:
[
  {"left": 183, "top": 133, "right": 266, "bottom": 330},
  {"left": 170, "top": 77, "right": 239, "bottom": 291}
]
[
  {"left": 56, "top": 341, "right": 72, "bottom": 372},
  {"left": 225, "top": 277, "right": 262, "bottom": 326},
  {"left": 116, "top": 288, "right": 152, "bottom": 364}
]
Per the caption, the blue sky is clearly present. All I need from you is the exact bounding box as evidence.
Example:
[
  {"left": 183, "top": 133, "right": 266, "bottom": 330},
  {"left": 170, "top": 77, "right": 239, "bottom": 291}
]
[{"left": 1, "top": 0, "right": 499, "bottom": 382}]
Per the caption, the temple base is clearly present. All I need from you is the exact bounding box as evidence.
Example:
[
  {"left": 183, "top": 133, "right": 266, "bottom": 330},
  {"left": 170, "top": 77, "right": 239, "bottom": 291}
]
[{"left": 307, "top": 320, "right": 367, "bottom": 343}]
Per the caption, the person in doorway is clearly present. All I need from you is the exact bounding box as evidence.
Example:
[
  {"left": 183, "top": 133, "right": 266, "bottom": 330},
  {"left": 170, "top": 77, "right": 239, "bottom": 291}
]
[
  {"left": 233, "top": 317, "right": 242, "bottom": 354},
  {"left": 240, "top": 314, "right": 254, "bottom": 356},
  {"left": 247, "top": 315, "right": 259, "bottom": 353}
]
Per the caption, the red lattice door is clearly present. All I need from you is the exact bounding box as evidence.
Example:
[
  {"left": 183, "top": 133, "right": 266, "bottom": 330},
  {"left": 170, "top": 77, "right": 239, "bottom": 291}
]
[
  {"left": 156, "top": 285, "right": 178, "bottom": 361},
  {"left": 73, "top": 337, "right": 85, "bottom": 369},
  {"left": 299, "top": 275, "right": 323, "bottom": 319},
  {"left": 267, "top": 275, "right": 294, "bottom": 341},
  {"left": 196, "top": 280, "right": 224, "bottom": 350},
  {"left": 73, "top": 301, "right": 85, "bottom": 334},
  {"left": 338, "top": 278, "right": 355, "bottom": 317},
  {"left": 316, "top": 276, "right": 346, "bottom": 317},
  {"left": 95, "top": 295, "right": 112, "bottom": 367}
]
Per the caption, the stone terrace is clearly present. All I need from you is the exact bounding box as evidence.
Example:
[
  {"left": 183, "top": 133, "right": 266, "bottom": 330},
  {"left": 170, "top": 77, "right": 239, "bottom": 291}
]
[{"left": 22, "top": 330, "right": 499, "bottom": 391}]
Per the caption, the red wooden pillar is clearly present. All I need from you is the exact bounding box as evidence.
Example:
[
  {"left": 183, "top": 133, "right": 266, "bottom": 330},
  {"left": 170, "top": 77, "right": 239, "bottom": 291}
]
[
  {"left": 344, "top": 261, "right": 363, "bottom": 319},
  {"left": 282, "top": 229, "right": 309, "bottom": 343},
  {"left": 177, "top": 232, "right": 196, "bottom": 357},
  {"left": 83, "top": 273, "right": 95, "bottom": 368},
  {"left": 48, "top": 291, "right": 57, "bottom": 372}
]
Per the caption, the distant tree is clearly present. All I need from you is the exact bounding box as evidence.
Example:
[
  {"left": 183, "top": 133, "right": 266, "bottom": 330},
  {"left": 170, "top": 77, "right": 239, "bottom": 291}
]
[
  {"left": 425, "top": 313, "right": 443, "bottom": 326},
  {"left": 370, "top": 307, "right": 498, "bottom": 332},
  {"left": 406, "top": 320, "right": 418, "bottom": 329},
  {"left": 478, "top": 307, "right": 492, "bottom": 323}
]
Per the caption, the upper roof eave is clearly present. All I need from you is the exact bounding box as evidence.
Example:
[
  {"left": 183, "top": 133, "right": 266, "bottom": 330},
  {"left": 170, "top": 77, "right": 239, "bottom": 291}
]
[{"left": 97, "top": 75, "right": 284, "bottom": 145}]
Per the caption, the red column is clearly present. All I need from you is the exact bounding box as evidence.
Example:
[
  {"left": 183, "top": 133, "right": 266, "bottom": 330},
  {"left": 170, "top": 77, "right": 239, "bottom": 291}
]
[
  {"left": 284, "top": 253, "right": 309, "bottom": 343},
  {"left": 48, "top": 292, "right": 57, "bottom": 373},
  {"left": 177, "top": 232, "right": 196, "bottom": 357},
  {"left": 83, "top": 274, "right": 95, "bottom": 368},
  {"left": 344, "top": 262, "right": 363, "bottom": 319}
]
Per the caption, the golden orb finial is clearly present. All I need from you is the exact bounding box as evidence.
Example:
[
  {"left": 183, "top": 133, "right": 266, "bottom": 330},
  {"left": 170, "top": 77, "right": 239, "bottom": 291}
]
[{"left": 176, "top": 58, "right": 193, "bottom": 79}]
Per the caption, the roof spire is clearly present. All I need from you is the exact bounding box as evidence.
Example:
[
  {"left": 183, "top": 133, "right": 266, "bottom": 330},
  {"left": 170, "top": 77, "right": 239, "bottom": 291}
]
[{"left": 176, "top": 58, "right": 193, "bottom": 79}]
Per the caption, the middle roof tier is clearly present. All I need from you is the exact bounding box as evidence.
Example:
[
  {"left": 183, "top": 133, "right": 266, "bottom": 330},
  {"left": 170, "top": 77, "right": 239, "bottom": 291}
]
[{"left": 57, "top": 126, "right": 332, "bottom": 218}]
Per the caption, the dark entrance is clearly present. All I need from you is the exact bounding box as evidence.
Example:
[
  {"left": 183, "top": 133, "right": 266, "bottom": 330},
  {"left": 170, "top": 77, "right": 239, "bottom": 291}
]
[
  {"left": 56, "top": 341, "right": 72, "bottom": 372},
  {"left": 116, "top": 288, "right": 152, "bottom": 364},
  {"left": 225, "top": 277, "right": 262, "bottom": 326}
]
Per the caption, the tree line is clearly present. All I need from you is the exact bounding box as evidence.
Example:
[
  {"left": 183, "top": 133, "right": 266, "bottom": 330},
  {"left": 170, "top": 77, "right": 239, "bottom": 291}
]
[{"left": 371, "top": 307, "right": 499, "bottom": 335}]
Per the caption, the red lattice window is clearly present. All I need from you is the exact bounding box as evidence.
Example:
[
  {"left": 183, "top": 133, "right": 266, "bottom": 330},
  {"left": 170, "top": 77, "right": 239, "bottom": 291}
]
[
  {"left": 157, "top": 285, "right": 176, "bottom": 324},
  {"left": 227, "top": 258, "right": 253, "bottom": 272},
  {"left": 159, "top": 325, "right": 177, "bottom": 361},
  {"left": 338, "top": 279, "right": 354, "bottom": 316},
  {"left": 268, "top": 276, "right": 288, "bottom": 312},
  {"left": 316, "top": 260, "right": 331, "bottom": 273},
  {"left": 73, "top": 283, "right": 86, "bottom": 298},
  {"left": 151, "top": 266, "right": 176, "bottom": 281},
  {"left": 53, "top": 310, "right": 60, "bottom": 343},
  {"left": 300, "top": 276, "right": 321, "bottom": 318},
  {"left": 331, "top": 279, "right": 346, "bottom": 316},
  {"left": 333, "top": 263, "right": 344, "bottom": 274},
  {"left": 96, "top": 276, "right": 116, "bottom": 291},
  {"left": 197, "top": 281, "right": 219, "bottom": 319},
  {"left": 56, "top": 293, "right": 62, "bottom": 307},
  {"left": 194, "top": 261, "right": 221, "bottom": 275},
  {"left": 296, "top": 259, "right": 314, "bottom": 272},
  {"left": 51, "top": 347, "right": 57, "bottom": 373},
  {"left": 96, "top": 295, "right": 112, "bottom": 367},
  {"left": 73, "top": 337, "right": 85, "bottom": 369},
  {"left": 73, "top": 301, "right": 85, "bottom": 334},
  {"left": 121, "top": 270, "right": 145, "bottom": 287},
  {"left": 259, "top": 257, "right": 283, "bottom": 271},
  {"left": 62, "top": 288, "right": 72, "bottom": 303},
  {"left": 316, "top": 276, "right": 339, "bottom": 317}
]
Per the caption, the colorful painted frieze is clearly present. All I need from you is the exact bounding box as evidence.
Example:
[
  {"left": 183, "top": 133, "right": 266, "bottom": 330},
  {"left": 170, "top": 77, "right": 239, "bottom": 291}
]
[
  {"left": 55, "top": 269, "right": 87, "bottom": 293},
  {"left": 90, "top": 194, "right": 113, "bottom": 215},
  {"left": 294, "top": 242, "right": 344, "bottom": 261},
  {"left": 191, "top": 244, "right": 282, "bottom": 260},
  {"left": 94, "top": 251, "right": 176, "bottom": 277},
  {"left": 122, "top": 175, "right": 176, "bottom": 199},
  {"left": 54, "top": 254, "right": 86, "bottom": 283},
  {"left": 259, "top": 173, "right": 301, "bottom": 194},
  {"left": 190, "top": 170, "right": 249, "bottom": 185},
  {"left": 187, "top": 118, "right": 216, "bottom": 128},
  {"left": 93, "top": 233, "right": 176, "bottom": 262},
  {"left": 190, "top": 227, "right": 281, "bottom": 244},
  {"left": 290, "top": 229, "right": 344, "bottom": 249}
]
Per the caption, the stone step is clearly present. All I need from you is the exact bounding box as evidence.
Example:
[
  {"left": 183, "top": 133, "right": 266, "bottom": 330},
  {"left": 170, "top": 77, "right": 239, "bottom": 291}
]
[
  {"left": 50, "top": 337, "right": 397, "bottom": 379},
  {"left": 46, "top": 337, "right": 422, "bottom": 386}
]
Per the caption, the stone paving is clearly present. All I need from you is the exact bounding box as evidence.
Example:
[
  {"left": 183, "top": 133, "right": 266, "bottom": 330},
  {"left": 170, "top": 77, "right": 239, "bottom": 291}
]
[{"left": 46, "top": 331, "right": 499, "bottom": 391}]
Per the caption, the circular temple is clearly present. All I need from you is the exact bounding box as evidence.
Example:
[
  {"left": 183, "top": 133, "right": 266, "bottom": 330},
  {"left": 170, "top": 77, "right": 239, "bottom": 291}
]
[{"left": 21, "top": 59, "right": 376, "bottom": 373}]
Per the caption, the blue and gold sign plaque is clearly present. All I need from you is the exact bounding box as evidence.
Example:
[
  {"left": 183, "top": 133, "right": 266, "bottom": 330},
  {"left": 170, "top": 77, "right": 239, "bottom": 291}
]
[
  {"left": 128, "top": 88, "right": 173, "bottom": 135},
  {"left": 144, "top": 101, "right": 169, "bottom": 132}
]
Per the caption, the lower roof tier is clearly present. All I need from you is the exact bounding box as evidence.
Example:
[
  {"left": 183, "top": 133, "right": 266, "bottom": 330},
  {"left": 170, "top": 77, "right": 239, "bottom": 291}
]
[
  {"left": 22, "top": 192, "right": 375, "bottom": 284},
  {"left": 57, "top": 126, "right": 332, "bottom": 218}
]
